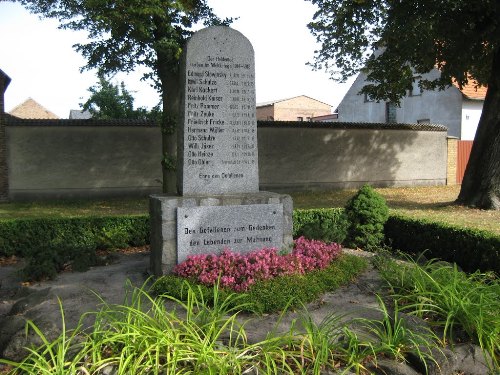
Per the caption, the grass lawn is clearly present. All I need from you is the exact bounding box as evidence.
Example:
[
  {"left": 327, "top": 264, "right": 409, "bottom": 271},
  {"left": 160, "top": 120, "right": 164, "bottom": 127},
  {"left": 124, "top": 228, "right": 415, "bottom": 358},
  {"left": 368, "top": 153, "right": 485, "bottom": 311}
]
[
  {"left": 291, "top": 185, "right": 500, "bottom": 235},
  {"left": 1, "top": 185, "right": 499, "bottom": 235}
]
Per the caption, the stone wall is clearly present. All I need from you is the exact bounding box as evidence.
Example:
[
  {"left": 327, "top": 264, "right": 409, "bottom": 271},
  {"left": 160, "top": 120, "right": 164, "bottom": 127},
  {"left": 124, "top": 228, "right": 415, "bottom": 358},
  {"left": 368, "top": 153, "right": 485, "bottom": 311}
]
[
  {"left": 258, "top": 123, "right": 448, "bottom": 191},
  {"left": 6, "top": 120, "right": 162, "bottom": 199},
  {"left": 4, "top": 121, "right": 448, "bottom": 199}
]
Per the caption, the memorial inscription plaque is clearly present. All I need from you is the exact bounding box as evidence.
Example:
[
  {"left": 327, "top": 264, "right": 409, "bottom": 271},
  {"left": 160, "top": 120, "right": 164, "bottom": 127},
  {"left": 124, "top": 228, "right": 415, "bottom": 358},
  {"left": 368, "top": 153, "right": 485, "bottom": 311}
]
[
  {"left": 177, "top": 204, "right": 283, "bottom": 263},
  {"left": 179, "top": 26, "right": 259, "bottom": 195}
]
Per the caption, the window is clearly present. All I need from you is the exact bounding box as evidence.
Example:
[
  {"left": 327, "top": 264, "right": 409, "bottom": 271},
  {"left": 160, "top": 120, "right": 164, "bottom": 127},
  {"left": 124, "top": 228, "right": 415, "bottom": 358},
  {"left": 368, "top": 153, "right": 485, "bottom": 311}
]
[
  {"left": 297, "top": 116, "right": 304, "bottom": 121},
  {"left": 306, "top": 117, "right": 311, "bottom": 122},
  {"left": 385, "top": 102, "right": 397, "bottom": 123},
  {"left": 417, "top": 119, "right": 430, "bottom": 124},
  {"left": 410, "top": 76, "right": 422, "bottom": 96}
]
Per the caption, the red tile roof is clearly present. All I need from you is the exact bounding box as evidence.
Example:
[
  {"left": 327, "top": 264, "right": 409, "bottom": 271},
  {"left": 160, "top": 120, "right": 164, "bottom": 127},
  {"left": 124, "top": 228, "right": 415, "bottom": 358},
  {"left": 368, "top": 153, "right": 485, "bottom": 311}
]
[{"left": 452, "top": 80, "right": 488, "bottom": 100}]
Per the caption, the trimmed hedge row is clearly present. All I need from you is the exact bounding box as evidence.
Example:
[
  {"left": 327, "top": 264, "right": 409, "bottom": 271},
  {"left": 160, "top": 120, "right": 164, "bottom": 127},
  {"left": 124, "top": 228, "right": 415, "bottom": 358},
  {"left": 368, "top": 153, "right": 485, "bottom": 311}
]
[
  {"left": 385, "top": 215, "right": 500, "bottom": 274},
  {"left": 0, "top": 215, "right": 149, "bottom": 258},
  {"left": 292, "top": 207, "right": 346, "bottom": 238},
  {"left": 0, "top": 216, "right": 149, "bottom": 280},
  {"left": 0, "top": 209, "right": 498, "bottom": 277}
]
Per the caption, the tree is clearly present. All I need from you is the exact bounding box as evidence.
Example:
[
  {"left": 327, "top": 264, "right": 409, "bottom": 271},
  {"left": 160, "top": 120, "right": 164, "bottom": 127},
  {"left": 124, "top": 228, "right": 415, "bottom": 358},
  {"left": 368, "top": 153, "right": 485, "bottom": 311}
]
[
  {"left": 307, "top": 0, "right": 500, "bottom": 209},
  {"left": 17, "top": 0, "right": 231, "bottom": 194},
  {"left": 81, "top": 77, "right": 152, "bottom": 120}
]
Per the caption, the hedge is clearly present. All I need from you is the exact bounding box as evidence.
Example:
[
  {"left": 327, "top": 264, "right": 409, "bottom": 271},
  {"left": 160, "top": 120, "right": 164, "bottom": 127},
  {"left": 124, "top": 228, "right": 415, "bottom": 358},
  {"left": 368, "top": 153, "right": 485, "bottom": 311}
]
[
  {"left": 385, "top": 215, "right": 500, "bottom": 274},
  {"left": 0, "top": 216, "right": 149, "bottom": 279},
  {"left": 0, "top": 215, "right": 149, "bottom": 258},
  {"left": 1, "top": 209, "right": 498, "bottom": 278},
  {"left": 292, "top": 208, "right": 345, "bottom": 237}
]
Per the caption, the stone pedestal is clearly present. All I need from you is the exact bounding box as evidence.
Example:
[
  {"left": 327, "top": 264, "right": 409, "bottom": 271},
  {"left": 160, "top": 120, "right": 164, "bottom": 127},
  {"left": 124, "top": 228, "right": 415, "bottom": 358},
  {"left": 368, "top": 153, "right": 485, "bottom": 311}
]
[
  {"left": 150, "top": 26, "right": 294, "bottom": 276},
  {"left": 150, "top": 192, "right": 293, "bottom": 276}
]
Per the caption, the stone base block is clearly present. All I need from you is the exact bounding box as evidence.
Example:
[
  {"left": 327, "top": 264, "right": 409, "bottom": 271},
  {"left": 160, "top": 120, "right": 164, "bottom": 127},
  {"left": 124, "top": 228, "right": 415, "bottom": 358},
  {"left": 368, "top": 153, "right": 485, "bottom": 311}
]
[{"left": 149, "top": 191, "right": 293, "bottom": 276}]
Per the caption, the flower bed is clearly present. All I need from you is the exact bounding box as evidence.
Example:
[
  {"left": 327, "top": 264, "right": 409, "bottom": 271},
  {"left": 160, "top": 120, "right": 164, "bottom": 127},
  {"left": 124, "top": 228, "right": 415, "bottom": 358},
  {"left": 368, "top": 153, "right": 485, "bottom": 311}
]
[{"left": 173, "top": 236, "right": 342, "bottom": 291}]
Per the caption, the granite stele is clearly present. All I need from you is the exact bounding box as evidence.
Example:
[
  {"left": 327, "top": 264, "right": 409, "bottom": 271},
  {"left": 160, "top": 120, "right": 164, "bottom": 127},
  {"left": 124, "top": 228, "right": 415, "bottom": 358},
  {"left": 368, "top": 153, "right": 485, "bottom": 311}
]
[{"left": 150, "top": 26, "right": 293, "bottom": 275}]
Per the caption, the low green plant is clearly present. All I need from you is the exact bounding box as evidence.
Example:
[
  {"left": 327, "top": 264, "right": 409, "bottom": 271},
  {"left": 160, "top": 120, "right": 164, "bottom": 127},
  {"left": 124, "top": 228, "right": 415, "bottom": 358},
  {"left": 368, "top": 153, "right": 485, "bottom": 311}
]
[
  {"left": 344, "top": 184, "right": 389, "bottom": 251},
  {"left": 0, "top": 299, "right": 89, "bottom": 374},
  {"left": 376, "top": 255, "right": 500, "bottom": 371},
  {"left": 153, "top": 254, "right": 369, "bottom": 314},
  {"left": 355, "top": 296, "right": 440, "bottom": 372},
  {"left": 297, "top": 310, "right": 346, "bottom": 373},
  {"left": 1, "top": 281, "right": 323, "bottom": 374}
]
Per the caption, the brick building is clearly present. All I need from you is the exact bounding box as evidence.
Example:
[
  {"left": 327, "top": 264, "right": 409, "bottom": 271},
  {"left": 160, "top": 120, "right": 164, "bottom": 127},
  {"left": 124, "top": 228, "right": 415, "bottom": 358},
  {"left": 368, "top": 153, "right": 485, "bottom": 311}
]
[
  {"left": 8, "top": 98, "right": 59, "bottom": 119},
  {"left": 256, "top": 95, "right": 332, "bottom": 121}
]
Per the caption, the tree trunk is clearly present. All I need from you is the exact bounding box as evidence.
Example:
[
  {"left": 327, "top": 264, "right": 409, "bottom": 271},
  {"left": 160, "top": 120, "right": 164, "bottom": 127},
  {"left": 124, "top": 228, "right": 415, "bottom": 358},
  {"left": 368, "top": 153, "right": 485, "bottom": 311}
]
[
  {"left": 457, "top": 47, "right": 500, "bottom": 210},
  {"left": 158, "top": 67, "right": 180, "bottom": 195}
]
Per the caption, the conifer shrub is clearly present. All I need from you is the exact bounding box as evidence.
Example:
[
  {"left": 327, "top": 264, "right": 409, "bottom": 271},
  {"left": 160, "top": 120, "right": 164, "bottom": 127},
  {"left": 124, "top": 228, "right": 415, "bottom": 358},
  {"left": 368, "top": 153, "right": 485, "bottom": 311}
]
[{"left": 344, "top": 184, "right": 389, "bottom": 251}]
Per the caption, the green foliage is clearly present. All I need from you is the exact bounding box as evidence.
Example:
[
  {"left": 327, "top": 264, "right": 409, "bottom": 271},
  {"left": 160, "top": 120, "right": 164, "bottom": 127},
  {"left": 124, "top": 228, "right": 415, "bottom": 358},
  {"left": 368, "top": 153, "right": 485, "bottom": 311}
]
[
  {"left": 153, "top": 254, "right": 368, "bottom": 314},
  {"left": 0, "top": 215, "right": 149, "bottom": 280},
  {"left": 293, "top": 207, "right": 348, "bottom": 243},
  {"left": 385, "top": 215, "right": 500, "bottom": 274},
  {"left": 376, "top": 255, "right": 500, "bottom": 371},
  {"left": 81, "top": 77, "right": 159, "bottom": 120},
  {"left": 344, "top": 184, "right": 389, "bottom": 250},
  {"left": 2, "top": 265, "right": 455, "bottom": 374},
  {"left": 307, "top": 0, "right": 497, "bottom": 99}
]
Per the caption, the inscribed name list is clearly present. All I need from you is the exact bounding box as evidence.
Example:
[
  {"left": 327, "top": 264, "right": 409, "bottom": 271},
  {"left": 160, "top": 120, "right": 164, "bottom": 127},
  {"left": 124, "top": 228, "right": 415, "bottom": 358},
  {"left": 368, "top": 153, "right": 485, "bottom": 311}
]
[
  {"left": 181, "top": 26, "right": 258, "bottom": 194},
  {"left": 177, "top": 204, "right": 283, "bottom": 263}
]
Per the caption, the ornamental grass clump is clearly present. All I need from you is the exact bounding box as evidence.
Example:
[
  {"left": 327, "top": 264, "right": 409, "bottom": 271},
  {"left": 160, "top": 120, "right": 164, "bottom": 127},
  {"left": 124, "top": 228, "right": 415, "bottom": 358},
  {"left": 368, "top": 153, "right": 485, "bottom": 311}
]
[{"left": 174, "top": 236, "right": 342, "bottom": 291}]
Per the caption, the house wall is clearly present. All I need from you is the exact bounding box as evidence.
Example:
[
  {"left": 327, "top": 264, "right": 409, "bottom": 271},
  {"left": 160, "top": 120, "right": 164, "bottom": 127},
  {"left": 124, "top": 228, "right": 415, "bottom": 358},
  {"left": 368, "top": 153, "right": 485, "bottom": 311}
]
[
  {"left": 274, "top": 96, "right": 331, "bottom": 121},
  {"left": 338, "top": 70, "right": 464, "bottom": 138},
  {"left": 256, "top": 104, "right": 274, "bottom": 120},
  {"left": 461, "top": 100, "right": 483, "bottom": 141},
  {"left": 5, "top": 123, "right": 447, "bottom": 199},
  {"left": 258, "top": 125, "right": 447, "bottom": 191}
]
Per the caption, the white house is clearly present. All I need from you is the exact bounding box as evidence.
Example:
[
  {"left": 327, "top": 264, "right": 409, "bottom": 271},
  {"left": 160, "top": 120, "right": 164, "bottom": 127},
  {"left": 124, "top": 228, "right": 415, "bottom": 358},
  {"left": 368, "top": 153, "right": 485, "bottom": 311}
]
[{"left": 337, "top": 69, "right": 487, "bottom": 140}]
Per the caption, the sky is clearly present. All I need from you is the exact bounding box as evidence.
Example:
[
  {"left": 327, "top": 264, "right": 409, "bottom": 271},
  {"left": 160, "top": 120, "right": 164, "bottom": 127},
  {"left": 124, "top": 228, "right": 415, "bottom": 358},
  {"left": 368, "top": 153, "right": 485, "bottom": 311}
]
[{"left": 0, "top": 0, "right": 354, "bottom": 119}]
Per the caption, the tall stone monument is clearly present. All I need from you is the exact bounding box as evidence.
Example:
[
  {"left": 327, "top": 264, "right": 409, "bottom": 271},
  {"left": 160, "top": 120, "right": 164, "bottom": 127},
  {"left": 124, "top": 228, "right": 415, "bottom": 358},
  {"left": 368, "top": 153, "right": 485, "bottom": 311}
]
[{"left": 150, "top": 26, "right": 293, "bottom": 275}]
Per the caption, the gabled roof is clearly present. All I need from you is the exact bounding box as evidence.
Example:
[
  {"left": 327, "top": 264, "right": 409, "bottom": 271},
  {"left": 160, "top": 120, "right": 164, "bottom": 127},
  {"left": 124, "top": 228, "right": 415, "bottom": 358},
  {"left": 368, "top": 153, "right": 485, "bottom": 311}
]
[
  {"left": 69, "top": 109, "right": 92, "bottom": 119},
  {"left": 452, "top": 80, "right": 487, "bottom": 100},
  {"left": 8, "top": 98, "right": 59, "bottom": 119},
  {"left": 257, "top": 95, "right": 332, "bottom": 108}
]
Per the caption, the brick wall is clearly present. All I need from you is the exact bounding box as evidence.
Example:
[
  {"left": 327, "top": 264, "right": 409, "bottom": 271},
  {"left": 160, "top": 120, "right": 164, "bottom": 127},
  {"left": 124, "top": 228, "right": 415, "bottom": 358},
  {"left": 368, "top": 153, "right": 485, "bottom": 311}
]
[
  {"left": 257, "top": 96, "right": 332, "bottom": 121},
  {"left": 446, "top": 137, "right": 458, "bottom": 185},
  {"left": 256, "top": 104, "right": 274, "bottom": 120},
  {"left": 274, "top": 96, "right": 331, "bottom": 121},
  {"left": 0, "top": 70, "right": 10, "bottom": 201}
]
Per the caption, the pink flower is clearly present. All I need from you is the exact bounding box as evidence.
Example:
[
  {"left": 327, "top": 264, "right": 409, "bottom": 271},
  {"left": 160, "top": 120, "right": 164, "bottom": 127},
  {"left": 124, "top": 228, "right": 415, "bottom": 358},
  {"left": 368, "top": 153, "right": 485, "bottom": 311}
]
[{"left": 173, "top": 237, "right": 342, "bottom": 291}]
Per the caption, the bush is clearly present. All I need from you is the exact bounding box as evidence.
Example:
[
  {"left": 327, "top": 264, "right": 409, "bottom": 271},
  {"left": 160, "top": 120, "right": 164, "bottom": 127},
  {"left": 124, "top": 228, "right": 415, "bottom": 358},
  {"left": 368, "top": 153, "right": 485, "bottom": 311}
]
[
  {"left": 385, "top": 215, "right": 500, "bottom": 274},
  {"left": 293, "top": 208, "right": 348, "bottom": 244},
  {"left": 0, "top": 215, "right": 149, "bottom": 280},
  {"left": 344, "top": 185, "right": 389, "bottom": 250}
]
